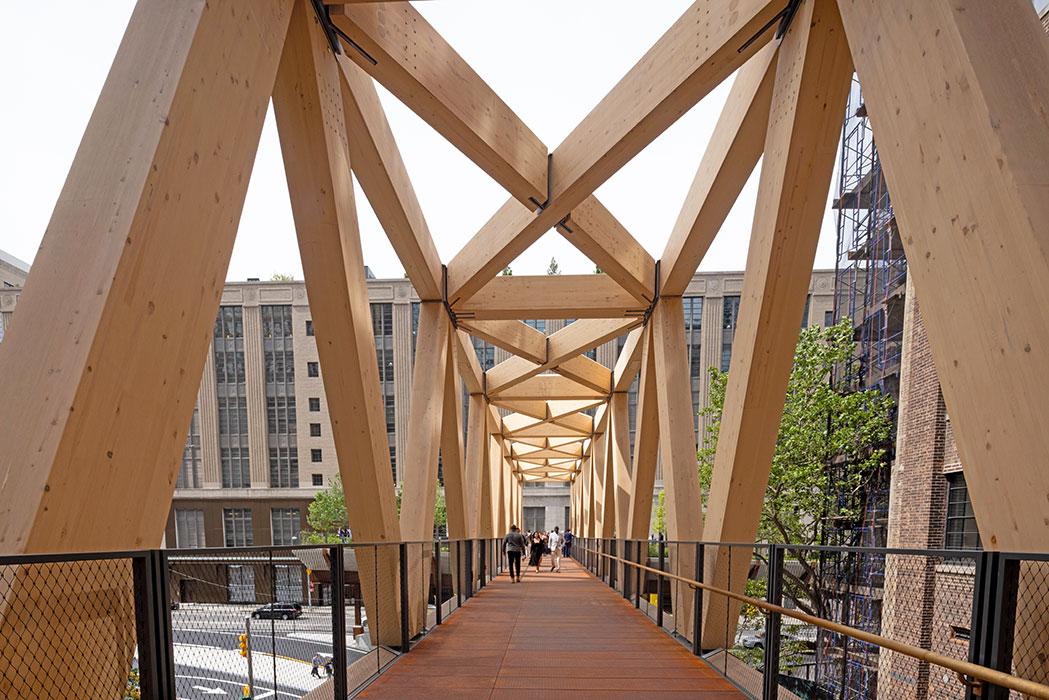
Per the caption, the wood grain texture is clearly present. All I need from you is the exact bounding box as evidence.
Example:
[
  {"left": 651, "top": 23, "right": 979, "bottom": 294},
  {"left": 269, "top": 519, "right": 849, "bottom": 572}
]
[{"left": 454, "top": 274, "right": 646, "bottom": 320}]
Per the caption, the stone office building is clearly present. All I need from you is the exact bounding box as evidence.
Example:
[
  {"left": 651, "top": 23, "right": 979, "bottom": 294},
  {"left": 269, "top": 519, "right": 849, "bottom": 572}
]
[{"left": 0, "top": 253, "right": 835, "bottom": 548}]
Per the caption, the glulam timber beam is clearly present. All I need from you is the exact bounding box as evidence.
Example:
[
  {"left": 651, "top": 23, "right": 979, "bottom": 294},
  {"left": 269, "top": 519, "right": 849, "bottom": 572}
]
[
  {"left": 506, "top": 422, "right": 592, "bottom": 439},
  {"left": 485, "top": 318, "right": 634, "bottom": 393},
  {"left": 837, "top": 0, "right": 1049, "bottom": 554},
  {"left": 610, "top": 392, "right": 632, "bottom": 538},
  {"left": 337, "top": 55, "right": 442, "bottom": 300},
  {"left": 658, "top": 43, "right": 778, "bottom": 296},
  {"left": 613, "top": 327, "right": 644, "bottom": 392},
  {"left": 701, "top": 0, "right": 852, "bottom": 649},
  {"left": 330, "top": 2, "right": 654, "bottom": 304},
  {"left": 458, "top": 319, "right": 547, "bottom": 365},
  {"left": 453, "top": 329, "right": 484, "bottom": 395},
  {"left": 550, "top": 0, "right": 782, "bottom": 209},
  {"left": 489, "top": 374, "right": 607, "bottom": 402},
  {"left": 330, "top": 2, "right": 548, "bottom": 205},
  {"left": 625, "top": 327, "right": 659, "bottom": 539},
  {"left": 453, "top": 275, "right": 646, "bottom": 320},
  {"left": 0, "top": 2, "right": 293, "bottom": 694}
]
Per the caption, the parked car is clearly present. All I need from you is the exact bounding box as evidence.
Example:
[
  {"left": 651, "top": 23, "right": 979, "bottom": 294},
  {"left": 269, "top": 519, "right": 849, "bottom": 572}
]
[
  {"left": 738, "top": 631, "right": 764, "bottom": 649},
  {"left": 251, "top": 602, "right": 303, "bottom": 620}
]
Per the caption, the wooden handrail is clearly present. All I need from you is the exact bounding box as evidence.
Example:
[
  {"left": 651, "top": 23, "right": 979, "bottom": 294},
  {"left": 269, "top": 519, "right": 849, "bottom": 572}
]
[{"left": 580, "top": 545, "right": 1049, "bottom": 700}]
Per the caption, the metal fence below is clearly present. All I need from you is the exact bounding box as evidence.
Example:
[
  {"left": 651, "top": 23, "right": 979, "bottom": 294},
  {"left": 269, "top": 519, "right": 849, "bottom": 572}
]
[{"left": 0, "top": 538, "right": 502, "bottom": 699}]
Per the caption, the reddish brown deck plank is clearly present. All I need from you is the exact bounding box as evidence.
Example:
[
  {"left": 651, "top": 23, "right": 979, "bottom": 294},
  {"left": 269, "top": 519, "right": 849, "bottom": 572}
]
[{"left": 357, "top": 558, "right": 745, "bottom": 699}]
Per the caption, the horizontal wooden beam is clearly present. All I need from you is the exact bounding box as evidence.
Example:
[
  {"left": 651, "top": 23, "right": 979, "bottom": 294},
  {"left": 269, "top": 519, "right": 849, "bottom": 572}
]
[
  {"left": 490, "top": 373, "right": 606, "bottom": 401},
  {"left": 507, "top": 422, "right": 593, "bottom": 438},
  {"left": 453, "top": 275, "right": 647, "bottom": 320}
]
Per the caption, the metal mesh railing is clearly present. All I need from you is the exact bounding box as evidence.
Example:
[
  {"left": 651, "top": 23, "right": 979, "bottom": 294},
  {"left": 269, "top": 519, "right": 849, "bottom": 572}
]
[{"left": 573, "top": 539, "right": 1049, "bottom": 700}]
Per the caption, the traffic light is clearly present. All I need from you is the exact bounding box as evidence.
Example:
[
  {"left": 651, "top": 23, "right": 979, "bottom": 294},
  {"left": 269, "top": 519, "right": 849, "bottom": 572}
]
[{"left": 238, "top": 633, "right": 248, "bottom": 658}]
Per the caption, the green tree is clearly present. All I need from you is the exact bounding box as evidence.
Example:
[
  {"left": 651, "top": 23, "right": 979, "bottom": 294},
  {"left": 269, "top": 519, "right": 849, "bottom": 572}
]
[
  {"left": 593, "top": 264, "right": 603, "bottom": 274},
  {"left": 653, "top": 489, "right": 667, "bottom": 537},
  {"left": 501, "top": 265, "right": 513, "bottom": 276},
  {"left": 546, "top": 257, "right": 560, "bottom": 275},
  {"left": 697, "top": 320, "right": 893, "bottom": 617},
  {"left": 302, "top": 476, "right": 348, "bottom": 544},
  {"left": 433, "top": 485, "right": 447, "bottom": 538},
  {"left": 270, "top": 272, "right": 295, "bottom": 281}
]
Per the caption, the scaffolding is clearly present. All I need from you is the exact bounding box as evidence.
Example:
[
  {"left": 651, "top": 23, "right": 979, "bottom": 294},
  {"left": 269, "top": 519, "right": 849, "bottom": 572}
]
[{"left": 817, "top": 75, "right": 902, "bottom": 700}]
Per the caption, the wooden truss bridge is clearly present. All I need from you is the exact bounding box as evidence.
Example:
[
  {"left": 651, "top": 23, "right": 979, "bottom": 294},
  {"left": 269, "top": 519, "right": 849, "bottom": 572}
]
[{"left": 1, "top": 0, "right": 1049, "bottom": 694}]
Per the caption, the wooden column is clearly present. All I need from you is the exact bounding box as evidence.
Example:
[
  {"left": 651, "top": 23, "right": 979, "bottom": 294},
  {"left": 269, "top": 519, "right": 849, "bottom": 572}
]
[
  {"left": 0, "top": 0, "right": 293, "bottom": 694},
  {"left": 651, "top": 298, "right": 704, "bottom": 640},
  {"left": 700, "top": 0, "right": 852, "bottom": 648},
  {"left": 397, "top": 303, "right": 449, "bottom": 633},
  {"left": 837, "top": 0, "right": 1049, "bottom": 553},
  {"left": 626, "top": 327, "right": 660, "bottom": 539},
  {"left": 271, "top": 0, "right": 402, "bottom": 644}
]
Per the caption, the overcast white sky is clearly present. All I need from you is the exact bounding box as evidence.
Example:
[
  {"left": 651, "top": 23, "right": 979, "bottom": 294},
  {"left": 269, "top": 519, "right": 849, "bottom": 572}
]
[{"left": 0, "top": 1, "right": 842, "bottom": 281}]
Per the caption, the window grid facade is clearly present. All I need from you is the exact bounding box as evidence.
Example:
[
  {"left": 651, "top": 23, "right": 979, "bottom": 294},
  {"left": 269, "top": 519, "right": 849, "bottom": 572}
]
[
  {"left": 720, "top": 295, "right": 741, "bottom": 372},
  {"left": 945, "top": 472, "right": 981, "bottom": 551},
  {"left": 372, "top": 303, "right": 397, "bottom": 482},
  {"left": 215, "top": 306, "right": 251, "bottom": 488},
  {"left": 262, "top": 305, "right": 298, "bottom": 488},
  {"left": 177, "top": 406, "right": 202, "bottom": 489},
  {"left": 271, "top": 508, "right": 301, "bottom": 546},
  {"left": 174, "top": 509, "right": 206, "bottom": 548},
  {"left": 223, "top": 508, "right": 253, "bottom": 547},
  {"left": 683, "top": 296, "right": 703, "bottom": 437}
]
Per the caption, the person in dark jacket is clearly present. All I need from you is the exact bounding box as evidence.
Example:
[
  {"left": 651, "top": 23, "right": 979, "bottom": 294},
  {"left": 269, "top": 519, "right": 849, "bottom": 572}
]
[{"left": 502, "top": 524, "right": 527, "bottom": 583}]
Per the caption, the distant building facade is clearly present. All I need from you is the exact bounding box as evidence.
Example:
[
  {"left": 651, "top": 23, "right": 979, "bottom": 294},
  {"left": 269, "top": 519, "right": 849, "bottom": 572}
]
[{"left": 0, "top": 258, "right": 835, "bottom": 547}]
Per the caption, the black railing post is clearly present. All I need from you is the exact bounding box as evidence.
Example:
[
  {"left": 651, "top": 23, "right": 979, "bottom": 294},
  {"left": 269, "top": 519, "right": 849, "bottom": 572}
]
[
  {"left": 398, "top": 543, "right": 410, "bottom": 652},
  {"left": 635, "top": 540, "right": 642, "bottom": 609},
  {"left": 133, "top": 550, "right": 175, "bottom": 700},
  {"left": 456, "top": 542, "right": 463, "bottom": 607},
  {"left": 970, "top": 552, "right": 1019, "bottom": 700},
  {"left": 478, "top": 539, "right": 486, "bottom": 589},
  {"left": 434, "top": 540, "right": 442, "bottom": 626},
  {"left": 762, "top": 545, "right": 784, "bottom": 700},
  {"left": 692, "top": 543, "right": 704, "bottom": 656},
  {"left": 657, "top": 538, "right": 666, "bottom": 628},
  {"left": 610, "top": 539, "right": 617, "bottom": 591},
  {"left": 623, "top": 540, "right": 632, "bottom": 601},
  {"left": 330, "top": 545, "right": 348, "bottom": 698},
  {"left": 465, "top": 539, "right": 474, "bottom": 599}
]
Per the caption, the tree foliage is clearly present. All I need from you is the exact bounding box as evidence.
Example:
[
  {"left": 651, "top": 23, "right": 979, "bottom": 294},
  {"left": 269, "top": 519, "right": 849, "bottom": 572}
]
[
  {"left": 653, "top": 489, "right": 667, "bottom": 537},
  {"left": 697, "top": 320, "right": 893, "bottom": 615},
  {"left": 546, "top": 257, "right": 561, "bottom": 275},
  {"left": 303, "top": 476, "right": 348, "bottom": 544},
  {"left": 303, "top": 477, "right": 448, "bottom": 542},
  {"left": 270, "top": 272, "right": 295, "bottom": 281},
  {"left": 501, "top": 265, "right": 513, "bottom": 276}
]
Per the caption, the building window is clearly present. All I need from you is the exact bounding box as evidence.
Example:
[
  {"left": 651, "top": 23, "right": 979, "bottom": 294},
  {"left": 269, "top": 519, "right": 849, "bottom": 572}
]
[
  {"left": 389, "top": 443, "right": 397, "bottom": 484},
  {"left": 262, "top": 305, "right": 298, "bottom": 489},
  {"left": 305, "top": 319, "right": 314, "bottom": 336},
  {"left": 825, "top": 310, "right": 834, "bottom": 327},
  {"left": 274, "top": 565, "right": 304, "bottom": 603},
  {"left": 177, "top": 406, "right": 202, "bottom": 489},
  {"left": 215, "top": 306, "right": 251, "bottom": 488},
  {"left": 228, "top": 565, "right": 256, "bottom": 603},
  {"left": 471, "top": 336, "right": 496, "bottom": 371},
  {"left": 309, "top": 397, "right": 320, "bottom": 412},
  {"left": 683, "top": 296, "right": 703, "bottom": 438},
  {"left": 271, "top": 508, "right": 301, "bottom": 546},
  {"left": 945, "top": 472, "right": 981, "bottom": 551},
  {"left": 174, "top": 509, "right": 206, "bottom": 548},
  {"left": 309, "top": 423, "right": 321, "bottom": 437},
  {"left": 372, "top": 303, "right": 397, "bottom": 482},
  {"left": 307, "top": 361, "right": 319, "bottom": 377},
  {"left": 411, "top": 302, "right": 420, "bottom": 358},
  {"left": 720, "top": 296, "right": 741, "bottom": 372},
  {"left": 312, "top": 473, "right": 323, "bottom": 487},
  {"left": 311, "top": 448, "right": 322, "bottom": 463},
  {"left": 223, "top": 508, "right": 253, "bottom": 547},
  {"left": 801, "top": 294, "right": 811, "bottom": 328},
  {"left": 524, "top": 319, "right": 546, "bottom": 334}
]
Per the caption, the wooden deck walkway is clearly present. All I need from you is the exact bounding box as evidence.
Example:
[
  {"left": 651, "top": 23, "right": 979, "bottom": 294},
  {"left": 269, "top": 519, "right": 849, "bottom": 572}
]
[{"left": 357, "top": 557, "right": 745, "bottom": 699}]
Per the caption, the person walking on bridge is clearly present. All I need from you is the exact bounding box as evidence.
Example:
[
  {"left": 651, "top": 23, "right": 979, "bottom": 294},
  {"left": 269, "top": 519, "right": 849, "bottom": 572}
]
[
  {"left": 503, "top": 524, "right": 527, "bottom": 583},
  {"left": 548, "top": 526, "right": 562, "bottom": 572}
]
